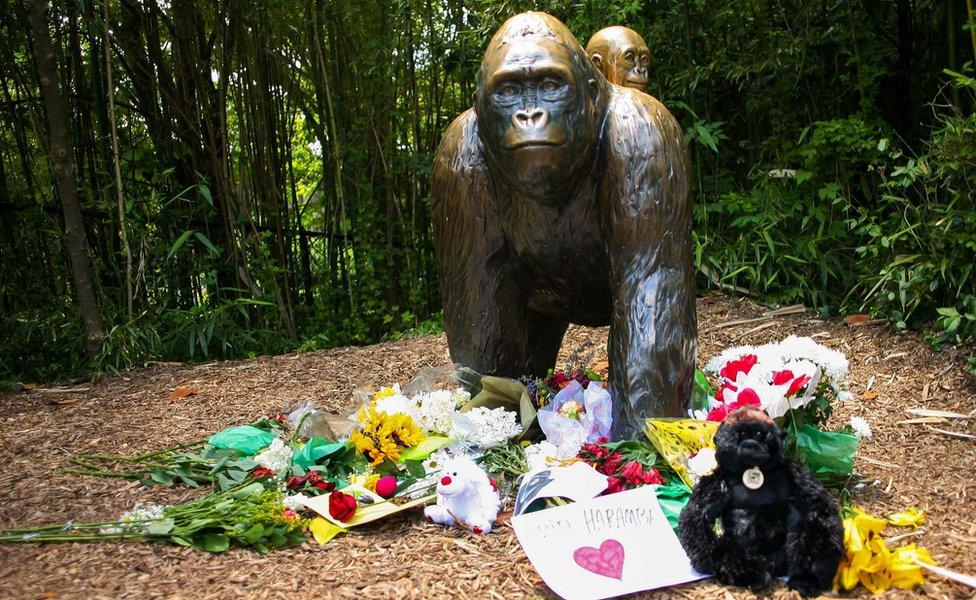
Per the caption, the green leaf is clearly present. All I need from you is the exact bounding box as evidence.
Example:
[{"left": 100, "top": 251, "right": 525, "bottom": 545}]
[
  {"left": 149, "top": 468, "right": 174, "bottom": 486},
  {"left": 241, "top": 523, "right": 265, "bottom": 544},
  {"left": 193, "top": 232, "right": 221, "bottom": 257},
  {"left": 399, "top": 436, "right": 454, "bottom": 462},
  {"left": 403, "top": 458, "right": 426, "bottom": 479},
  {"left": 202, "top": 533, "right": 230, "bottom": 553},
  {"left": 145, "top": 518, "right": 175, "bottom": 536},
  {"left": 167, "top": 230, "right": 194, "bottom": 260}
]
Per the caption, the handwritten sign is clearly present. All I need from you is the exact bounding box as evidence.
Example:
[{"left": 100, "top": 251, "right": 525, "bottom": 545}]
[{"left": 512, "top": 485, "right": 707, "bottom": 599}]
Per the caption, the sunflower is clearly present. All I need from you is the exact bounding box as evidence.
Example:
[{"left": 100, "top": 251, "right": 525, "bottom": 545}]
[{"left": 350, "top": 399, "right": 424, "bottom": 465}]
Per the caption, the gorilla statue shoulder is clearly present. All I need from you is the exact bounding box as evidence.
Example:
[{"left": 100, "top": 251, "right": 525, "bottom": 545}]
[
  {"left": 431, "top": 12, "right": 695, "bottom": 437},
  {"left": 585, "top": 26, "right": 652, "bottom": 92},
  {"left": 678, "top": 407, "right": 844, "bottom": 596}
]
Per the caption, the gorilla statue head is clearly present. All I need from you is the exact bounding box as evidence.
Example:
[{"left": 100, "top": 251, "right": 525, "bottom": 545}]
[
  {"left": 585, "top": 26, "right": 652, "bottom": 92},
  {"left": 474, "top": 12, "right": 610, "bottom": 205}
]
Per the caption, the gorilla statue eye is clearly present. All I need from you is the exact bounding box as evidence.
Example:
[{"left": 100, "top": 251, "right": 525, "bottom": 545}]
[
  {"left": 540, "top": 78, "right": 562, "bottom": 92},
  {"left": 498, "top": 83, "right": 519, "bottom": 97}
]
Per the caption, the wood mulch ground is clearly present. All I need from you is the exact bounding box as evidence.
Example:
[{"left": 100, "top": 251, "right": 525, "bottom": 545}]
[{"left": 0, "top": 294, "right": 974, "bottom": 599}]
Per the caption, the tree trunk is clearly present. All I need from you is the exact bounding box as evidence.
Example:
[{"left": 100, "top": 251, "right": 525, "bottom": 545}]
[{"left": 27, "top": 0, "right": 105, "bottom": 359}]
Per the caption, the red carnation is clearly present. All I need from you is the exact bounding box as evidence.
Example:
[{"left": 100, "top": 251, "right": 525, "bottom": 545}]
[
  {"left": 251, "top": 467, "right": 275, "bottom": 479},
  {"left": 720, "top": 354, "right": 758, "bottom": 381},
  {"left": 328, "top": 491, "right": 357, "bottom": 522},
  {"left": 771, "top": 369, "right": 795, "bottom": 385}
]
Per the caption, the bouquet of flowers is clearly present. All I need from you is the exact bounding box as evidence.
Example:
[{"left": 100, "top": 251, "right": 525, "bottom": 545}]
[
  {"left": 695, "top": 335, "right": 850, "bottom": 424},
  {"left": 689, "top": 335, "right": 861, "bottom": 484},
  {"left": 536, "top": 380, "right": 612, "bottom": 459}
]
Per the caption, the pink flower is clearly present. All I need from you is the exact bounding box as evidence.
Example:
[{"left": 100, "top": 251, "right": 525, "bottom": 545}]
[{"left": 720, "top": 354, "right": 758, "bottom": 381}]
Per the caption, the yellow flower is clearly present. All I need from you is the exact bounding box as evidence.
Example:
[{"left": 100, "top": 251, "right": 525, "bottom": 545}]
[
  {"left": 350, "top": 399, "right": 424, "bottom": 465},
  {"left": 835, "top": 507, "right": 936, "bottom": 594},
  {"left": 888, "top": 507, "right": 925, "bottom": 528},
  {"left": 889, "top": 544, "right": 936, "bottom": 589},
  {"left": 373, "top": 386, "right": 396, "bottom": 401},
  {"left": 347, "top": 473, "right": 380, "bottom": 492}
]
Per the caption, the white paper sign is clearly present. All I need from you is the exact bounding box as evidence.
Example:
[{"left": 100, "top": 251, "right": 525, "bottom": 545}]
[
  {"left": 512, "top": 485, "right": 707, "bottom": 600},
  {"left": 514, "top": 462, "right": 609, "bottom": 516}
]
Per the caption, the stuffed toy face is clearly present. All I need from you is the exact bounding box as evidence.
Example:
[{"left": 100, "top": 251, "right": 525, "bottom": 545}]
[{"left": 436, "top": 467, "right": 470, "bottom": 497}]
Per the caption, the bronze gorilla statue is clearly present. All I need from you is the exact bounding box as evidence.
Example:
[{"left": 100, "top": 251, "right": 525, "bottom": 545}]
[
  {"left": 431, "top": 12, "right": 695, "bottom": 437},
  {"left": 585, "top": 26, "right": 652, "bottom": 92}
]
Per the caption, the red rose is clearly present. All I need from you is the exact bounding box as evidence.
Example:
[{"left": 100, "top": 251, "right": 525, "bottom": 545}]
[
  {"left": 641, "top": 467, "right": 665, "bottom": 485},
  {"left": 251, "top": 467, "right": 275, "bottom": 479},
  {"left": 312, "top": 480, "right": 335, "bottom": 492},
  {"left": 605, "top": 476, "right": 627, "bottom": 494},
  {"left": 619, "top": 461, "right": 646, "bottom": 486},
  {"left": 286, "top": 475, "right": 308, "bottom": 489},
  {"left": 771, "top": 369, "right": 795, "bottom": 385},
  {"left": 601, "top": 452, "right": 625, "bottom": 475},
  {"left": 328, "top": 491, "right": 357, "bottom": 522},
  {"left": 720, "top": 354, "right": 758, "bottom": 381}
]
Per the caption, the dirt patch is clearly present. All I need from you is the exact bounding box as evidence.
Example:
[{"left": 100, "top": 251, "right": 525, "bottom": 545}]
[{"left": 1, "top": 294, "right": 973, "bottom": 599}]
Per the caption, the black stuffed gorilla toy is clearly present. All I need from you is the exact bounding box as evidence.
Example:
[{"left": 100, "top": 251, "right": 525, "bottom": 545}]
[
  {"left": 430, "top": 12, "right": 696, "bottom": 437},
  {"left": 679, "top": 406, "right": 844, "bottom": 596}
]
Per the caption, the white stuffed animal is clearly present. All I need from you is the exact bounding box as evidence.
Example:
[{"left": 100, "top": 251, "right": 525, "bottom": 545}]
[{"left": 423, "top": 455, "right": 500, "bottom": 533}]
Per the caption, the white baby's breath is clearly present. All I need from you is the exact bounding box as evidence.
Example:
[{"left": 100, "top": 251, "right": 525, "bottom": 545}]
[{"left": 449, "top": 406, "right": 520, "bottom": 449}]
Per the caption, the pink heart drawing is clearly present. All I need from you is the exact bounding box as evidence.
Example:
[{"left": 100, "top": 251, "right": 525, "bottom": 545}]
[{"left": 573, "top": 538, "right": 625, "bottom": 580}]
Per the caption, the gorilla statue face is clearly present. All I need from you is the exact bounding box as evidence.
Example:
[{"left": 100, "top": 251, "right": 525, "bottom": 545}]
[
  {"left": 585, "top": 26, "right": 651, "bottom": 92},
  {"left": 475, "top": 13, "right": 607, "bottom": 204}
]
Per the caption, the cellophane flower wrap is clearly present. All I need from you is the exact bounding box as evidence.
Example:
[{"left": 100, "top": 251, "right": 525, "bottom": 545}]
[{"left": 537, "top": 380, "right": 611, "bottom": 458}]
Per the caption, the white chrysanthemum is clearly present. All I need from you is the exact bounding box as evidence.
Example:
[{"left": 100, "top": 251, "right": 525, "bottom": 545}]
[
  {"left": 254, "top": 438, "right": 291, "bottom": 473},
  {"left": 452, "top": 388, "right": 471, "bottom": 407},
  {"left": 555, "top": 427, "right": 587, "bottom": 459},
  {"left": 449, "top": 406, "right": 520, "bottom": 449},
  {"left": 849, "top": 416, "right": 872, "bottom": 438},
  {"left": 374, "top": 391, "right": 420, "bottom": 420},
  {"left": 524, "top": 440, "right": 559, "bottom": 471},
  {"left": 705, "top": 336, "right": 848, "bottom": 390},
  {"left": 417, "top": 390, "right": 456, "bottom": 433}
]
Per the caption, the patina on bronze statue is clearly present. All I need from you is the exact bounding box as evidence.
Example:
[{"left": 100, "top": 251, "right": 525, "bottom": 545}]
[
  {"left": 585, "top": 26, "right": 652, "bottom": 92},
  {"left": 430, "top": 12, "right": 695, "bottom": 438}
]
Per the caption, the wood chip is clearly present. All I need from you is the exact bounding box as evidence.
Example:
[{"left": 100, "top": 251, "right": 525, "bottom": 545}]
[{"left": 906, "top": 408, "right": 972, "bottom": 419}]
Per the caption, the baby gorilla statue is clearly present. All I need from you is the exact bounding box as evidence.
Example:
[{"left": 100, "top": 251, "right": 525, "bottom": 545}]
[{"left": 678, "top": 406, "right": 844, "bottom": 596}]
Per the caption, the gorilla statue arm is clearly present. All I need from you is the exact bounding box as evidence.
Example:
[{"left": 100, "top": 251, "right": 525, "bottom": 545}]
[{"left": 602, "top": 88, "right": 696, "bottom": 437}]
